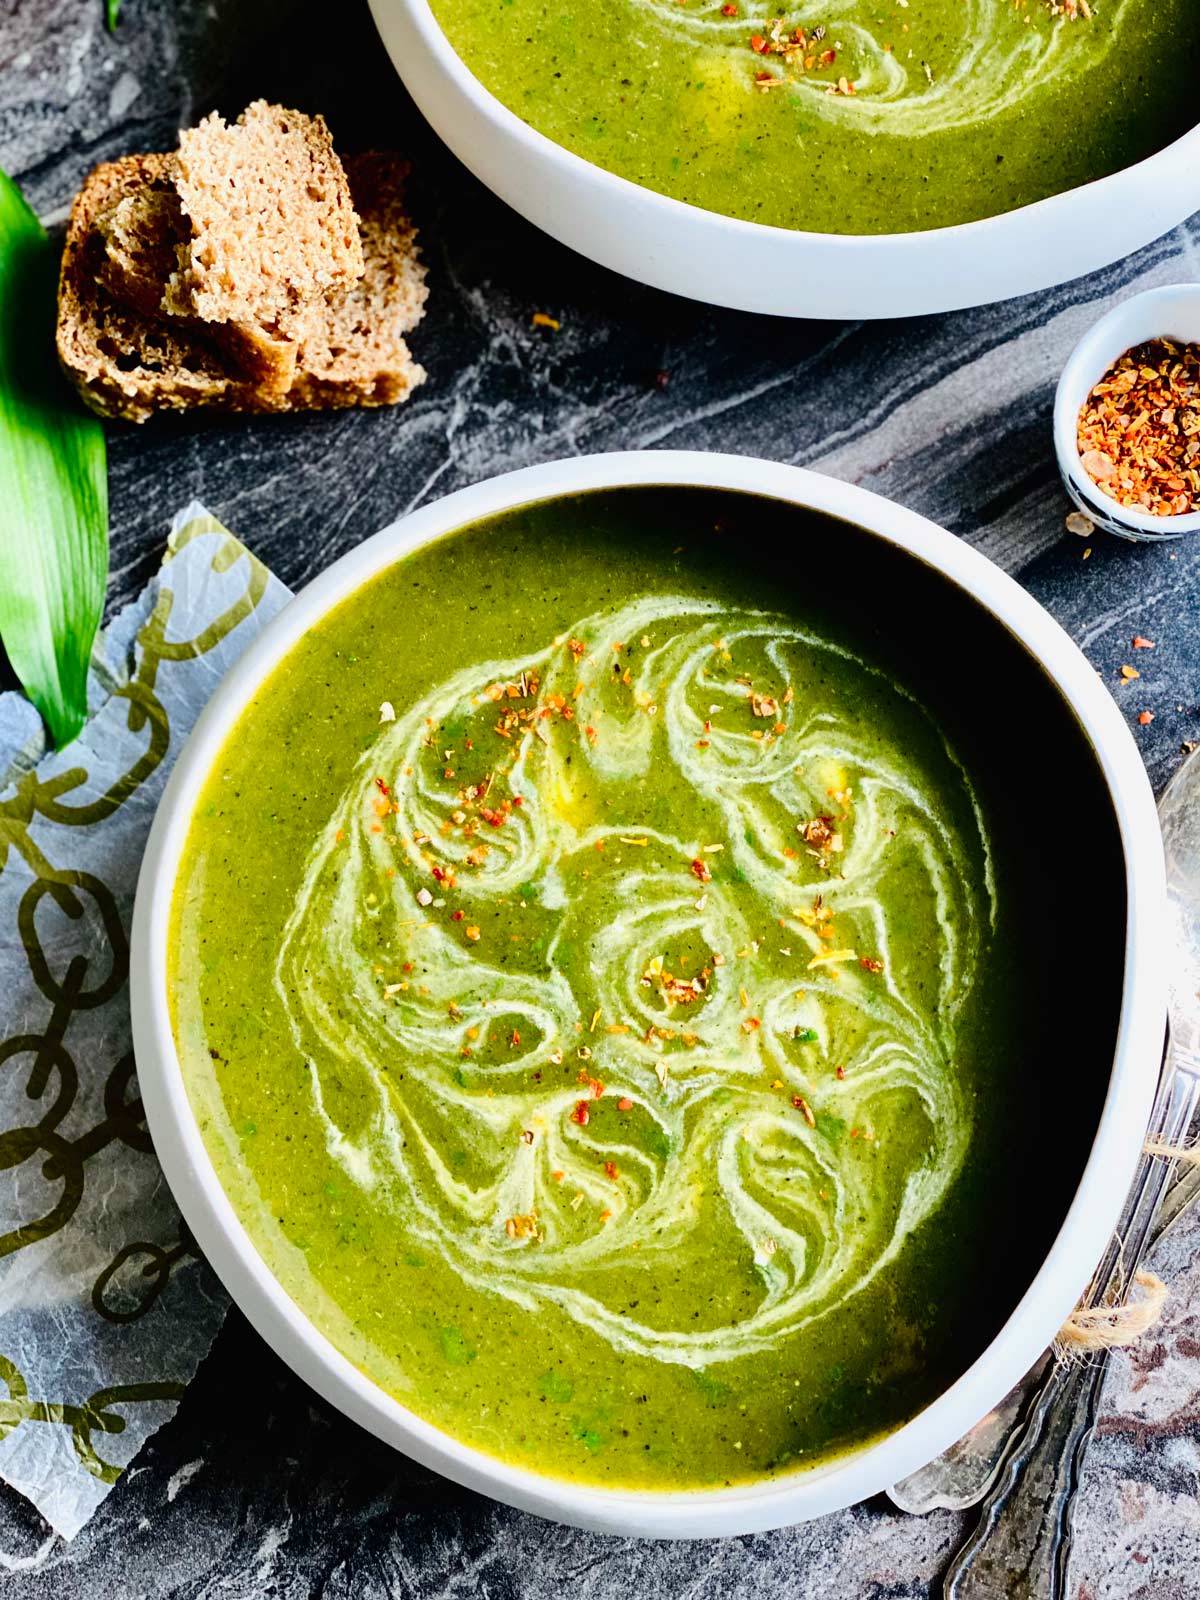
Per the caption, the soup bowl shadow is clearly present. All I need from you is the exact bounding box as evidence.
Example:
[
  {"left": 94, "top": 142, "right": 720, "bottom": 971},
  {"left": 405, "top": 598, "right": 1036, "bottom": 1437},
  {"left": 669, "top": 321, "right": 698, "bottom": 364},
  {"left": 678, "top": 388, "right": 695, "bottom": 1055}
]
[
  {"left": 131, "top": 451, "right": 1165, "bottom": 1537},
  {"left": 366, "top": 0, "right": 1200, "bottom": 320}
]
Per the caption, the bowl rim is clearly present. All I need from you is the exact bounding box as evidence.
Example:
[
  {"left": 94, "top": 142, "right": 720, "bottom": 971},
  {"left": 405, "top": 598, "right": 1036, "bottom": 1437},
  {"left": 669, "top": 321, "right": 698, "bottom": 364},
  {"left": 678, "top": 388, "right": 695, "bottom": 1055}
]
[
  {"left": 1053, "top": 281, "right": 1200, "bottom": 538},
  {"left": 130, "top": 450, "right": 1167, "bottom": 1538},
  {"left": 385, "top": 0, "right": 1200, "bottom": 253}
]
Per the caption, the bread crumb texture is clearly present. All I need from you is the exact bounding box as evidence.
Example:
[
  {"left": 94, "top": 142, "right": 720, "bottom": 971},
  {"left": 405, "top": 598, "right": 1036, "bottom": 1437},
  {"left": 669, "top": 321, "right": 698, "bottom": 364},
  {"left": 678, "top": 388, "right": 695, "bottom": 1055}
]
[
  {"left": 166, "top": 100, "right": 363, "bottom": 324},
  {"left": 292, "top": 154, "right": 428, "bottom": 408}
]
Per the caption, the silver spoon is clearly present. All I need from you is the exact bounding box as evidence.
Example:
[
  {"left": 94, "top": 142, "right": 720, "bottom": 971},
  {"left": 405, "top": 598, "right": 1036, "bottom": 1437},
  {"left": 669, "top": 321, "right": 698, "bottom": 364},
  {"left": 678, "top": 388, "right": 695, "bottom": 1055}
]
[{"left": 890, "top": 749, "right": 1200, "bottom": 1595}]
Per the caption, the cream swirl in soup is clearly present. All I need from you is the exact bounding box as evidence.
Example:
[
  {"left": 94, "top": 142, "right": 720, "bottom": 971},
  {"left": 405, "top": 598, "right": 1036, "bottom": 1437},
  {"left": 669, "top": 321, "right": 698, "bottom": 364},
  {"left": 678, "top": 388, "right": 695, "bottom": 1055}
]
[
  {"left": 277, "top": 598, "right": 993, "bottom": 1366},
  {"left": 172, "top": 490, "right": 1121, "bottom": 1489}
]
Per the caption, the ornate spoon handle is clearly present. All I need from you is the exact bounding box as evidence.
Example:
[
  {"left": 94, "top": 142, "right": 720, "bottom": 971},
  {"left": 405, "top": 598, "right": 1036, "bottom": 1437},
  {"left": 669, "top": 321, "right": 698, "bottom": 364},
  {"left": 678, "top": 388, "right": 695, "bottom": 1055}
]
[
  {"left": 941, "top": 1045, "right": 1200, "bottom": 1599},
  {"left": 941, "top": 1356, "right": 1101, "bottom": 1600}
]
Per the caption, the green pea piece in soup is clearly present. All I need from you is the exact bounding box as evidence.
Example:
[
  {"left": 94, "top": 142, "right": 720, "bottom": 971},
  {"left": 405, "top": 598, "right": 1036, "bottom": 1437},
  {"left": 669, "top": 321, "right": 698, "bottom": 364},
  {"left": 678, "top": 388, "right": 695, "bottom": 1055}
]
[
  {"left": 170, "top": 489, "right": 1118, "bottom": 1490},
  {"left": 424, "top": 0, "right": 1200, "bottom": 234}
]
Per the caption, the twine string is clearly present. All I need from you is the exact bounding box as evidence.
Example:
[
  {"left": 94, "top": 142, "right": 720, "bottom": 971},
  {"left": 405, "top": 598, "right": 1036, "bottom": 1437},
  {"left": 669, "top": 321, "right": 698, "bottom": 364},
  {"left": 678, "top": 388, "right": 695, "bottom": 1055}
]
[
  {"left": 1056, "top": 1270, "right": 1168, "bottom": 1357},
  {"left": 1053, "top": 1139, "right": 1199, "bottom": 1355}
]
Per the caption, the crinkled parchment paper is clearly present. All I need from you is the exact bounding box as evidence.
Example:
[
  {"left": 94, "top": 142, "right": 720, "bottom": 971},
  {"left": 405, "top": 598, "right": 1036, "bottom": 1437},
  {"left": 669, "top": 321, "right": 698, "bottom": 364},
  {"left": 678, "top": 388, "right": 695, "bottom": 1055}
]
[{"left": 0, "top": 504, "right": 292, "bottom": 1538}]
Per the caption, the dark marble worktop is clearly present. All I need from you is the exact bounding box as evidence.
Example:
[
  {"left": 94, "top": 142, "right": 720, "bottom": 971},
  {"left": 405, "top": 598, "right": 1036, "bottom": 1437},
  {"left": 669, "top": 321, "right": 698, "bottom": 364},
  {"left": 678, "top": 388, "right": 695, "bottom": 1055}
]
[{"left": 2, "top": 1, "right": 1199, "bottom": 1593}]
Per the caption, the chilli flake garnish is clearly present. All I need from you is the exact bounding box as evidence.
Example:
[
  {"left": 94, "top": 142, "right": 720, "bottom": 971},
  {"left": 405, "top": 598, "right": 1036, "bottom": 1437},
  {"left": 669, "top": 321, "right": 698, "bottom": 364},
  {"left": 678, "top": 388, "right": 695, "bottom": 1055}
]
[
  {"left": 1077, "top": 338, "right": 1200, "bottom": 517},
  {"left": 749, "top": 18, "right": 839, "bottom": 83}
]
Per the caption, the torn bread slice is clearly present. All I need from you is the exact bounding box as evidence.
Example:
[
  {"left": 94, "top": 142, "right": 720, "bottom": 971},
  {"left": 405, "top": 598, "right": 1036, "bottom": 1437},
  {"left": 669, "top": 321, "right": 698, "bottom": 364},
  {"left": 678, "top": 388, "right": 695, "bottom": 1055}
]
[
  {"left": 57, "top": 151, "right": 427, "bottom": 422},
  {"left": 289, "top": 152, "right": 428, "bottom": 409},
  {"left": 94, "top": 140, "right": 320, "bottom": 394},
  {"left": 165, "top": 100, "right": 363, "bottom": 334}
]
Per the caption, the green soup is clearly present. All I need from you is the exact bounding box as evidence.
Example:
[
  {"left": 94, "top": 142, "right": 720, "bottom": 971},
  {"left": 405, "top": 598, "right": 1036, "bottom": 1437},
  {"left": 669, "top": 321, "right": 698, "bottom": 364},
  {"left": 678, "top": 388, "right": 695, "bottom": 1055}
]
[
  {"left": 171, "top": 489, "right": 1121, "bottom": 1489},
  {"left": 425, "top": 0, "right": 1199, "bottom": 234}
]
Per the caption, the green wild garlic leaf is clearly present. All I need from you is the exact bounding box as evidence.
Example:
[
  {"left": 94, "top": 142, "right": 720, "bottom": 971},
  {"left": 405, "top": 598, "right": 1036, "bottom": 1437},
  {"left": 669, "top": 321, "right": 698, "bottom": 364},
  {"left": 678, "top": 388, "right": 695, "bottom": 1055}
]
[{"left": 0, "top": 169, "right": 108, "bottom": 748}]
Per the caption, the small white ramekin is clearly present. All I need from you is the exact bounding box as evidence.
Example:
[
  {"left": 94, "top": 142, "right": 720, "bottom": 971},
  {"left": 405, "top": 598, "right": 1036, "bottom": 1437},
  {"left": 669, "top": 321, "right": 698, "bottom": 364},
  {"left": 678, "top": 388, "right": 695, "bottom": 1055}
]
[
  {"left": 367, "top": 0, "right": 1200, "bottom": 320},
  {"left": 1054, "top": 282, "right": 1200, "bottom": 542},
  {"left": 130, "top": 452, "right": 1167, "bottom": 1539}
]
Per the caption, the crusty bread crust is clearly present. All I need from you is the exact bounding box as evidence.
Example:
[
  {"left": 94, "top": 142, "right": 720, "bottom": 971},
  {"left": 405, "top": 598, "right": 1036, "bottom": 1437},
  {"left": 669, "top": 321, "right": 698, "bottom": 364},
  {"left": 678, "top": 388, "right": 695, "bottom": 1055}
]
[{"left": 56, "top": 157, "right": 255, "bottom": 422}]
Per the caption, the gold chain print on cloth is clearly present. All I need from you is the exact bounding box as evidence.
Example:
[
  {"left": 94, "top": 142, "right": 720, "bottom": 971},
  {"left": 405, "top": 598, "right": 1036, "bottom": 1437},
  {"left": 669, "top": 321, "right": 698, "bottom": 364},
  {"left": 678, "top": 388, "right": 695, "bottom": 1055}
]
[
  {"left": 0, "top": 506, "right": 286, "bottom": 1537},
  {"left": 280, "top": 598, "right": 995, "bottom": 1366}
]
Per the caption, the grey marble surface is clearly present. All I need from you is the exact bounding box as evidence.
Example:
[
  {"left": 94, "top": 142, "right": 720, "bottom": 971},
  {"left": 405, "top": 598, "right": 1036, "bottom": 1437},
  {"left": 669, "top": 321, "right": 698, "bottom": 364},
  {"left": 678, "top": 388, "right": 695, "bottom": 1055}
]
[{"left": 3, "top": 0, "right": 1200, "bottom": 1594}]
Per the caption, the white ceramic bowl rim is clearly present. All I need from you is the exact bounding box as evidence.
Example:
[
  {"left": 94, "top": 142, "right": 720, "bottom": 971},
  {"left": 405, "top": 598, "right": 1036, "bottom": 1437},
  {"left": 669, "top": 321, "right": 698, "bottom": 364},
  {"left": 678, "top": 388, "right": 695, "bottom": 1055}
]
[
  {"left": 366, "top": 0, "right": 1200, "bottom": 318},
  {"left": 396, "top": 0, "right": 1200, "bottom": 253},
  {"left": 131, "top": 452, "right": 1166, "bottom": 1538},
  {"left": 1053, "top": 282, "right": 1200, "bottom": 538}
]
